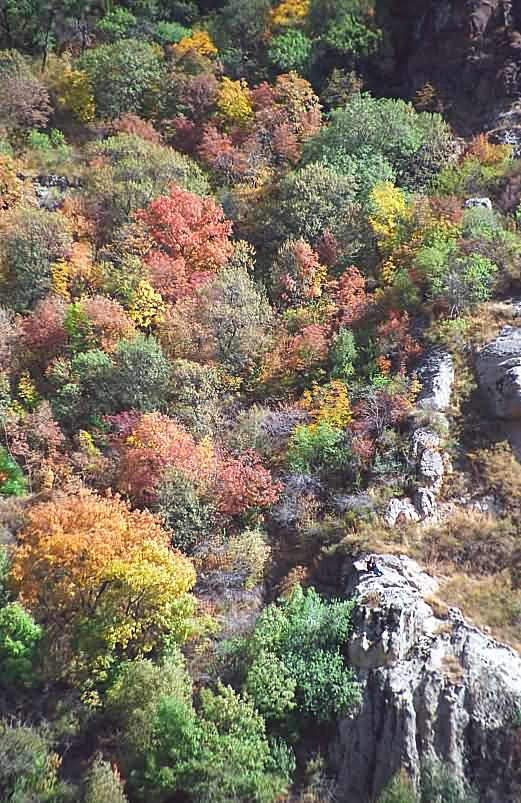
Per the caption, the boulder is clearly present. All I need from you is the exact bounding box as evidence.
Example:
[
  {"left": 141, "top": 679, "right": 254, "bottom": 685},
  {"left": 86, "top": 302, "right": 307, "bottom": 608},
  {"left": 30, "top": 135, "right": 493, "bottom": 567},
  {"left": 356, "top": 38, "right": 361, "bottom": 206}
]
[
  {"left": 416, "top": 348, "right": 454, "bottom": 412},
  {"left": 418, "top": 447, "right": 444, "bottom": 493},
  {"left": 475, "top": 325, "right": 521, "bottom": 418},
  {"left": 465, "top": 197, "right": 493, "bottom": 209},
  {"left": 414, "top": 487, "right": 438, "bottom": 519},
  {"left": 410, "top": 428, "right": 441, "bottom": 460},
  {"left": 384, "top": 498, "right": 421, "bottom": 527},
  {"left": 332, "top": 554, "right": 521, "bottom": 803}
]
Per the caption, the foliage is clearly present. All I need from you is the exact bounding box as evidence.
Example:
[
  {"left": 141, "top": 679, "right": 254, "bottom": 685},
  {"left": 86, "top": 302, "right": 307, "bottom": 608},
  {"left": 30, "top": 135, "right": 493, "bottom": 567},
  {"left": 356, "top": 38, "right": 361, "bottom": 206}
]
[
  {"left": 243, "top": 586, "right": 360, "bottom": 722},
  {"left": 304, "top": 93, "right": 454, "bottom": 196},
  {"left": 139, "top": 684, "right": 292, "bottom": 802},
  {"left": 376, "top": 772, "right": 417, "bottom": 803},
  {"left": 136, "top": 183, "right": 233, "bottom": 300},
  {"left": 175, "top": 30, "right": 218, "bottom": 58},
  {"left": 0, "top": 721, "right": 64, "bottom": 803},
  {"left": 79, "top": 40, "right": 163, "bottom": 119},
  {"left": 267, "top": 31, "right": 313, "bottom": 74},
  {"left": 10, "top": 491, "right": 197, "bottom": 669},
  {"left": 96, "top": 7, "right": 137, "bottom": 40},
  {"left": 287, "top": 422, "right": 352, "bottom": 476},
  {"left": 0, "top": 602, "right": 42, "bottom": 688},
  {"left": 87, "top": 134, "right": 209, "bottom": 232},
  {"left": 84, "top": 756, "right": 129, "bottom": 803},
  {"left": 0, "top": 207, "right": 72, "bottom": 312},
  {"left": 0, "top": 448, "right": 28, "bottom": 496},
  {"left": 0, "top": 75, "right": 51, "bottom": 140},
  {"left": 217, "top": 78, "right": 253, "bottom": 125}
]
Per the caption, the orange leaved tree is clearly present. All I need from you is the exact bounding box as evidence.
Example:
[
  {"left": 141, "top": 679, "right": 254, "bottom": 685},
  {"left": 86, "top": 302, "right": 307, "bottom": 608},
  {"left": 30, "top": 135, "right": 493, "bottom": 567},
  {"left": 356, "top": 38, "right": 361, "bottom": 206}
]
[{"left": 10, "top": 491, "right": 198, "bottom": 671}]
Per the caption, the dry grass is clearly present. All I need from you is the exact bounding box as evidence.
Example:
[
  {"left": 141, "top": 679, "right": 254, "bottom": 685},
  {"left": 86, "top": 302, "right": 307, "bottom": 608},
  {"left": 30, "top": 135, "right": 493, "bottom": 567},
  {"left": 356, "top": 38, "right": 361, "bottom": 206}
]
[
  {"left": 424, "top": 594, "right": 451, "bottom": 619},
  {"left": 466, "top": 301, "right": 520, "bottom": 349},
  {"left": 361, "top": 590, "right": 382, "bottom": 608},
  {"left": 440, "top": 572, "right": 521, "bottom": 651},
  {"left": 469, "top": 441, "right": 521, "bottom": 513}
]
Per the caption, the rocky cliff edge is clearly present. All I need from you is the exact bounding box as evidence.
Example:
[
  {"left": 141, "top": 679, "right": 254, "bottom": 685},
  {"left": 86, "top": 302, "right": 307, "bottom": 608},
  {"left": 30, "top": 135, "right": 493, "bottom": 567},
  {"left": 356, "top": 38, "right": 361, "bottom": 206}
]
[{"left": 332, "top": 554, "right": 521, "bottom": 802}]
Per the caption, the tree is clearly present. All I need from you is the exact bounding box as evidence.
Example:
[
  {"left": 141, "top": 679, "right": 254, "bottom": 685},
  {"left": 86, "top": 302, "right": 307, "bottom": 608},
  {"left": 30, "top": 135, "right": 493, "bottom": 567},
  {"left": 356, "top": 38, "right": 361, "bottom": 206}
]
[
  {"left": 0, "top": 448, "right": 28, "bottom": 496},
  {"left": 10, "top": 491, "right": 197, "bottom": 668},
  {"left": 194, "top": 264, "right": 273, "bottom": 375},
  {"left": 86, "top": 134, "right": 209, "bottom": 233},
  {"left": 79, "top": 39, "right": 164, "bottom": 119},
  {"left": 0, "top": 602, "right": 42, "bottom": 688},
  {"left": 303, "top": 93, "right": 454, "bottom": 196},
  {"left": 0, "top": 207, "right": 72, "bottom": 312},
  {"left": 243, "top": 586, "right": 360, "bottom": 722},
  {"left": 136, "top": 184, "right": 233, "bottom": 301}
]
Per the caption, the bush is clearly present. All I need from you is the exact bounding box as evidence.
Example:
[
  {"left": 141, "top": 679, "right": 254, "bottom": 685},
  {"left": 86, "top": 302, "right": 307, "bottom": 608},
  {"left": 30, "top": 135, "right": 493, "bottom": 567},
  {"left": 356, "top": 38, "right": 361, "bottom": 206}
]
[
  {"left": 243, "top": 585, "right": 360, "bottom": 723},
  {"left": 0, "top": 448, "right": 27, "bottom": 496},
  {"left": 376, "top": 772, "right": 416, "bottom": 803},
  {"left": 156, "top": 470, "right": 216, "bottom": 553},
  {"left": 0, "top": 721, "right": 64, "bottom": 803},
  {"left": 287, "top": 422, "right": 354, "bottom": 476},
  {"left": 86, "top": 134, "right": 208, "bottom": 232},
  {"left": 141, "top": 684, "right": 292, "bottom": 803},
  {"left": 96, "top": 7, "right": 137, "bottom": 41},
  {"left": 79, "top": 40, "right": 163, "bottom": 119},
  {"left": 0, "top": 602, "right": 42, "bottom": 688},
  {"left": 303, "top": 93, "right": 454, "bottom": 196},
  {"left": 267, "top": 30, "right": 313, "bottom": 74},
  {"left": 84, "top": 756, "right": 128, "bottom": 803},
  {"left": 0, "top": 206, "right": 72, "bottom": 312}
]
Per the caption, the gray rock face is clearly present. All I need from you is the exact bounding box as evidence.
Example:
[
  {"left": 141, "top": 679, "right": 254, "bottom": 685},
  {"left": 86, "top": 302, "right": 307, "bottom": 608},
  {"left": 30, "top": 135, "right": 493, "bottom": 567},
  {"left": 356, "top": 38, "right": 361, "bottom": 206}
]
[
  {"left": 410, "top": 427, "right": 441, "bottom": 460},
  {"left": 414, "top": 487, "right": 438, "bottom": 519},
  {"left": 332, "top": 555, "right": 521, "bottom": 803},
  {"left": 475, "top": 325, "right": 521, "bottom": 418},
  {"left": 383, "top": 497, "right": 420, "bottom": 527},
  {"left": 419, "top": 447, "right": 445, "bottom": 493},
  {"left": 416, "top": 348, "right": 454, "bottom": 412}
]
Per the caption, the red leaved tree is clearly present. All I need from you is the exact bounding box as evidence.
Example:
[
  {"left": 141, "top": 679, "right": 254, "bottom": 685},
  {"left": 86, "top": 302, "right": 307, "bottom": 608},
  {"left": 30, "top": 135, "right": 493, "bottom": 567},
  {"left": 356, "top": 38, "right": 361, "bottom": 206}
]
[{"left": 136, "top": 184, "right": 233, "bottom": 301}]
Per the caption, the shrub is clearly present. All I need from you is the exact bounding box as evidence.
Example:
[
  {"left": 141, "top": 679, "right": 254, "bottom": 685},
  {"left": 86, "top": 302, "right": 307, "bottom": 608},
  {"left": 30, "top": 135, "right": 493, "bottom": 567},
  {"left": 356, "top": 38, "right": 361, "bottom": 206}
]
[
  {"left": 0, "top": 721, "right": 64, "bottom": 803},
  {"left": 96, "top": 7, "right": 137, "bottom": 40},
  {"left": 243, "top": 585, "right": 360, "bottom": 723},
  {"left": 376, "top": 772, "right": 416, "bottom": 803},
  {"left": 267, "top": 30, "right": 313, "bottom": 74},
  {"left": 86, "top": 135, "right": 208, "bottom": 232},
  {"left": 141, "top": 684, "right": 292, "bottom": 803},
  {"left": 0, "top": 602, "right": 42, "bottom": 688},
  {"left": 303, "top": 93, "right": 454, "bottom": 196},
  {"left": 156, "top": 470, "right": 216, "bottom": 553},
  {"left": 106, "top": 650, "right": 192, "bottom": 759},
  {"left": 287, "top": 422, "right": 353, "bottom": 476},
  {"left": 0, "top": 75, "right": 51, "bottom": 140},
  {"left": 0, "top": 206, "right": 72, "bottom": 312},
  {"left": 84, "top": 756, "right": 128, "bottom": 803},
  {"left": 79, "top": 40, "right": 163, "bottom": 119},
  {"left": 0, "top": 448, "right": 27, "bottom": 496}
]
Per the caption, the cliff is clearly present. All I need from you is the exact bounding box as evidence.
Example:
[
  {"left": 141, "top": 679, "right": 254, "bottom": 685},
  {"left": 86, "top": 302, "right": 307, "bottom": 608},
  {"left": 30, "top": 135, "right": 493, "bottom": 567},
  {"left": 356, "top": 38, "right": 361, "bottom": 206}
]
[
  {"left": 376, "top": 0, "right": 521, "bottom": 140},
  {"left": 332, "top": 554, "right": 521, "bottom": 802}
]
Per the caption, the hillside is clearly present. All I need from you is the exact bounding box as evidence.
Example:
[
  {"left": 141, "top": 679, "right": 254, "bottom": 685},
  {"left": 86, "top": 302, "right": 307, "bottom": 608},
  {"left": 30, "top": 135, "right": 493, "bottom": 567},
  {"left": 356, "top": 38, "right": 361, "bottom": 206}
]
[{"left": 0, "top": 1, "right": 520, "bottom": 802}]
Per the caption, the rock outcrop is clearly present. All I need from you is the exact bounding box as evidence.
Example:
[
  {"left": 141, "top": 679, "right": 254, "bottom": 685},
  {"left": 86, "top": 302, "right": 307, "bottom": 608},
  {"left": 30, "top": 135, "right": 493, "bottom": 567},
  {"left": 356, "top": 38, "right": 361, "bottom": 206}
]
[
  {"left": 384, "top": 428, "right": 447, "bottom": 524},
  {"left": 416, "top": 348, "right": 454, "bottom": 414},
  {"left": 475, "top": 325, "right": 521, "bottom": 419},
  {"left": 332, "top": 555, "right": 521, "bottom": 802},
  {"left": 377, "top": 0, "right": 521, "bottom": 136}
]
